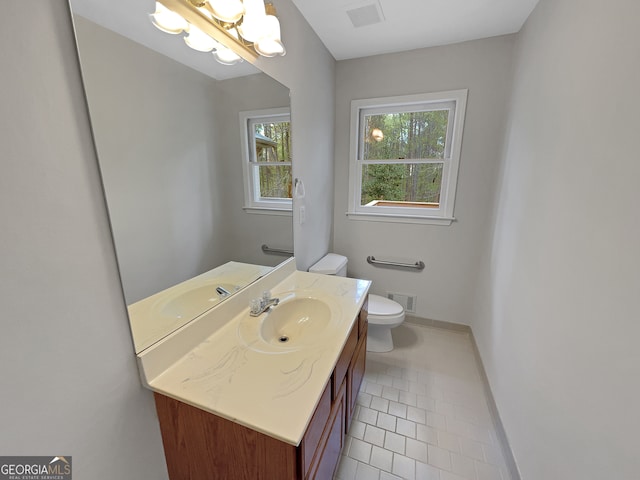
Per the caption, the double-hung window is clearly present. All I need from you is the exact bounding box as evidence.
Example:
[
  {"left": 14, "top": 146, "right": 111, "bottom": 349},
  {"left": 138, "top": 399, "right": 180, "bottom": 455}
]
[
  {"left": 240, "top": 108, "right": 292, "bottom": 214},
  {"left": 348, "top": 90, "right": 467, "bottom": 225}
]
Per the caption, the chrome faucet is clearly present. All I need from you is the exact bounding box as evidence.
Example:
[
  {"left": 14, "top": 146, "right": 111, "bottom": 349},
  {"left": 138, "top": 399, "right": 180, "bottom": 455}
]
[
  {"left": 250, "top": 291, "right": 280, "bottom": 316},
  {"left": 216, "top": 286, "right": 232, "bottom": 297}
]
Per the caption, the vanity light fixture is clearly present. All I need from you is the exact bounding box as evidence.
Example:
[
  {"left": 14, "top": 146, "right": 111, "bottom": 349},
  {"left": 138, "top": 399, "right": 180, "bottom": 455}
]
[{"left": 149, "top": 0, "right": 286, "bottom": 66}]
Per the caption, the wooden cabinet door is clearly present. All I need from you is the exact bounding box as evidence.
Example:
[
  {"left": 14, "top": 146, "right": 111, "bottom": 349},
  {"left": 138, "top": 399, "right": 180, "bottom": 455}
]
[
  {"left": 154, "top": 393, "right": 297, "bottom": 480},
  {"left": 346, "top": 327, "right": 367, "bottom": 431},
  {"left": 333, "top": 323, "right": 357, "bottom": 399},
  {"left": 299, "top": 380, "right": 332, "bottom": 478},
  {"left": 308, "top": 379, "right": 346, "bottom": 480}
]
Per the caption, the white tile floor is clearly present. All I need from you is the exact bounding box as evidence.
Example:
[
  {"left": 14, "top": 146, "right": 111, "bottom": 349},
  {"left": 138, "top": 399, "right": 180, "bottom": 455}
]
[{"left": 334, "top": 322, "right": 511, "bottom": 480}]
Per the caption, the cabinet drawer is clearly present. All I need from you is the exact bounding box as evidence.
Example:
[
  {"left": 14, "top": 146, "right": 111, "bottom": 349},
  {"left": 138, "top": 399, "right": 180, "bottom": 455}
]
[
  {"left": 332, "top": 322, "right": 357, "bottom": 399},
  {"left": 300, "top": 379, "right": 332, "bottom": 477}
]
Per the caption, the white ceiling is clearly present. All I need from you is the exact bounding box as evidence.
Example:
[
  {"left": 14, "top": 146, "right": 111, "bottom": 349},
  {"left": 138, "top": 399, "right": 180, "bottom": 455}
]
[
  {"left": 290, "top": 0, "right": 540, "bottom": 60},
  {"left": 69, "top": 0, "right": 539, "bottom": 80}
]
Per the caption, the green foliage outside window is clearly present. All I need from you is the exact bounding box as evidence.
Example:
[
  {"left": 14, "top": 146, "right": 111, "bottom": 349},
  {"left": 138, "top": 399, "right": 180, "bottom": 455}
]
[
  {"left": 361, "top": 110, "right": 448, "bottom": 206},
  {"left": 363, "top": 110, "right": 448, "bottom": 160},
  {"left": 254, "top": 121, "right": 292, "bottom": 199},
  {"left": 362, "top": 164, "right": 443, "bottom": 205},
  {"left": 255, "top": 122, "right": 291, "bottom": 163}
]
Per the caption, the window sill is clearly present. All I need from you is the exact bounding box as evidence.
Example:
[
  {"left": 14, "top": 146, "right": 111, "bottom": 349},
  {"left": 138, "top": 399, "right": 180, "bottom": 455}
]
[
  {"left": 243, "top": 207, "right": 292, "bottom": 216},
  {"left": 346, "top": 211, "right": 455, "bottom": 226}
]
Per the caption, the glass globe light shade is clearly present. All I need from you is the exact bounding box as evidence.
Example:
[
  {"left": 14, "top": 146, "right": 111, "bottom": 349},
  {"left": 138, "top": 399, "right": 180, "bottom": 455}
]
[
  {"left": 213, "top": 46, "right": 243, "bottom": 65},
  {"left": 150, "top": 2, "right": 188, "bottom": 34},
  {"left": 208, "top": 0, "right": 245, "bottom": 23},
  {"left": 237, "top": 0, "right": 267, "bottom": 42},
  {"left": 242, "top": 0, "right": 267, "bottom": 16},
  {"left": 254, "top": 15, "right": 285, "bottom": 57},
  {"left": 184, "top": 24, "right": 218, "bottom": 52}
]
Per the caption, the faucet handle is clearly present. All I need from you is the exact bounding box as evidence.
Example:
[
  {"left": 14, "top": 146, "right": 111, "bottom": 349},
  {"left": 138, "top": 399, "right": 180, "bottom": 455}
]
[
  {"left": 262, "top": 290, "right": 272, "bottom": 302},
  {"left": 249, "top": 298, "right": 263, "bottom": 315}
]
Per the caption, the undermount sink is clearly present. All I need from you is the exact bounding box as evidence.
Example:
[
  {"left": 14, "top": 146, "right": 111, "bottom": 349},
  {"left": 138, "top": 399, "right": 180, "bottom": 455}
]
[
  {"left": 237, "top": 291, "right": 342, "bottom": 353},
  {"left": 157, "top": 283, "right": 239, "bottom": 319}
]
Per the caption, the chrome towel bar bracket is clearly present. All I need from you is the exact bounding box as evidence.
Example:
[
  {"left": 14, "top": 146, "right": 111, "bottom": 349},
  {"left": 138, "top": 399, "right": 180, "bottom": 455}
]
[{"left": 366, "top": 256, "right": 425, "bottom": 271}]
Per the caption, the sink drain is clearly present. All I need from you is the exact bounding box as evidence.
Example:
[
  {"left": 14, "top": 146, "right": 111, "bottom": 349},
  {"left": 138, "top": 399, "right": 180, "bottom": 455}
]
[{"left": 278, "top": 335, "right": 289, "bottom": 343}]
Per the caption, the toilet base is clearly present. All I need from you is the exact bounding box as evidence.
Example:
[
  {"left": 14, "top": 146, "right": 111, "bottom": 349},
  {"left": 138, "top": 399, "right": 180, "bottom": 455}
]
[{"left": 367, "top": 324, "right": 394, "bottom": 353}]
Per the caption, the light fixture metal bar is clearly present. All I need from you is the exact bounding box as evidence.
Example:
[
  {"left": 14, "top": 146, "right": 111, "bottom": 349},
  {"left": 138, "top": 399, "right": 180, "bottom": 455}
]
[{"left": 158, "top": 0, "right": 259, "bottom": 63}]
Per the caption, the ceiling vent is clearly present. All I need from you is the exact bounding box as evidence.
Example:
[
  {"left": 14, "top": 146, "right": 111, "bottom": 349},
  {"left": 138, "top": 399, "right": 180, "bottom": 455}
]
[{"left": 346, "top": 2, "right": 385, "bottom": 28}]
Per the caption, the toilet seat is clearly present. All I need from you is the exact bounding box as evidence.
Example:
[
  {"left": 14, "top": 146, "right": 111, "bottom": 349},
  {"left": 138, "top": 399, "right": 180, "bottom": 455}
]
[
  {"left": 366, "top": 294, "right": 405, "bottom": 353},
  {"left": 368, "top": 294, "right": 405, "bottom": 326}
]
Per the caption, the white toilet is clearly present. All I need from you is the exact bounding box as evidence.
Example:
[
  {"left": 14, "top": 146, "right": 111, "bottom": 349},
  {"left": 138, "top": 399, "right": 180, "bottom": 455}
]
[{"left": 309, "top": 253, "right": 405, "bottom": 353}]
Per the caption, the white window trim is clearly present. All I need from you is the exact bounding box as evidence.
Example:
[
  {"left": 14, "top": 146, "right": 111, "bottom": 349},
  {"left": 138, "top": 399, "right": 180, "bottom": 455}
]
[
  {"left": 347, "top": 89, "right": 468, "bottom": 225},
  {"left": 239, "top": 107, "right": 292, "bottom": 214}
]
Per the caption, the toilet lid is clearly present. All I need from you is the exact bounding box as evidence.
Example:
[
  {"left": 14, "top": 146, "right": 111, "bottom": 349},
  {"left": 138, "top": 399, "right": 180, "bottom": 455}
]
[
  {"left": 368, "top": 294, "right": 404, "bottom": 316},
  {"left": 308, "top": 253, "right": 348, "bottom": 275}
]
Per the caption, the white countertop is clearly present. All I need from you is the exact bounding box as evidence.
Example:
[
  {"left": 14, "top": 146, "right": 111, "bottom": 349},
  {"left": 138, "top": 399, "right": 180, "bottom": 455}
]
[{"left": 139, "top": 265, "right": 370, "bottom": 446}]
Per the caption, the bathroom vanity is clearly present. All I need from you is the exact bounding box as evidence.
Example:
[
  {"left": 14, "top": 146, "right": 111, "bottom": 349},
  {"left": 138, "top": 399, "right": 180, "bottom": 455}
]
[{"left": 136, "top": 259, "right": 371, "bottom": 480}]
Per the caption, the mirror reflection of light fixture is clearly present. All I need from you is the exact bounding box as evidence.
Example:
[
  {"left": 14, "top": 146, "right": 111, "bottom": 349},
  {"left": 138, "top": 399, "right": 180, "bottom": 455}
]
[
  {"left": 212, "top": 28, "right": 243, "bottom": 65},
  {"left": 149, "top": 2, "right": 188, "bottom": 34},
  {"left": 150, "top": 0, "right": 286, "bottom": 66},
  {"left": 184, "top": 23, "right": 218, "bottom": 52},
  {"left": 254, "top": 3, "right": 285, "bottom": 57},
  {"left": 213, "top": 45, "right": 243, "bottom": 65},
  {"left": 371, "top": 128, "right": 384, "bottom": 142}
]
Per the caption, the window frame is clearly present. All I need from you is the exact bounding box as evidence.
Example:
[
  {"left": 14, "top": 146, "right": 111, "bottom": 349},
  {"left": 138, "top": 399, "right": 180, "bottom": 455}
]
[
  {"left": 347, "top": 90, "right": 468, "bottom": 225},
  {"left": 239, "top": 107, "right": 292, "bottom": 215}
]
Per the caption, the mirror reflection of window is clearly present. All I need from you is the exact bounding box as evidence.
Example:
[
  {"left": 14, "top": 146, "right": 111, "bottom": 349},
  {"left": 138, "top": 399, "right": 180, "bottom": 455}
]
[
  {"left": 241, "top": 108, "right": 292, "bottom": 212},
  {"left": 254, "top": 119, "right": 292, "bottom": 199}
]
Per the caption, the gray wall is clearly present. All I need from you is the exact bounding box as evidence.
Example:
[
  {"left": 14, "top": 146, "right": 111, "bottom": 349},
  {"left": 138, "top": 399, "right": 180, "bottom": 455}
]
[
  {"left": 0, "top": 1, "right": 334, "bottom": 478},
  {"left": 0, "top": 3, "right": 168, "bottom": 478},
  {"left": 333, "top": 36, "right": 515, "bottom": 324},
  {"left": 472, "top": 0, "right": 640, "bottom": 477}
]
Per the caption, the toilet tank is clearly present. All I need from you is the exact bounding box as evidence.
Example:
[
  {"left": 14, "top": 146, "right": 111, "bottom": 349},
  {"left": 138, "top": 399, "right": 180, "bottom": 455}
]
[{"left": 309, "top": 253, "right": 348, "bottom": 277}]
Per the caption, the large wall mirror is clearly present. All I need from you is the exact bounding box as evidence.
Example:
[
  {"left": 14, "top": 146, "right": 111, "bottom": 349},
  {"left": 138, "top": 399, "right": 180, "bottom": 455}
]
[{"left": 70, "top": 2, "right": 293, "bottom": 353}]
